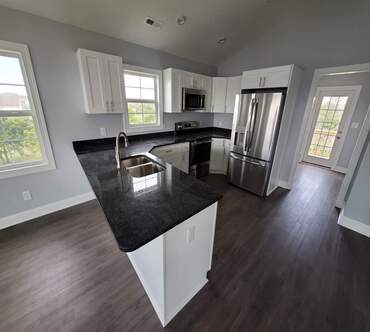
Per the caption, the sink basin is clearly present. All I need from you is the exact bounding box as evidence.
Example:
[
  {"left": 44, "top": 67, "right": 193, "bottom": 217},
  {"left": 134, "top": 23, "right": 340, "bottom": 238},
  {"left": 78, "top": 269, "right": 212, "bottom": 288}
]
[
  {"left": 120, "top": 155, "right": 165, "bottom": 178},
  {"left": 121, "top": 155, "right": 152, "bottom": 168},
  {"left": 126, "top": 163, "right": 164, "bottom": 178}
]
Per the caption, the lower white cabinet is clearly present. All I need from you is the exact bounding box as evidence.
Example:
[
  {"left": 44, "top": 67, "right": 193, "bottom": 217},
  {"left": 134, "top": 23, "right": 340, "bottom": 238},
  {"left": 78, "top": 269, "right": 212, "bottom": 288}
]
[
  {"left": 150, "top": 142, "right": 190, "bottom": 173},
  {"left": 127, "top": 203, "right": 218, "bottom": 326},
  {"left": 210, "top": 138, "right": 230, "bottom": 174}
]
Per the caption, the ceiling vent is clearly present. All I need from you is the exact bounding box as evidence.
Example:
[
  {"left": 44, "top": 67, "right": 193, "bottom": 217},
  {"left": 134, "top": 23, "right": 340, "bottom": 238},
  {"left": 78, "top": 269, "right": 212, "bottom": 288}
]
[{"left": 144, "top": 17, "right": 163, "bottom": 29}]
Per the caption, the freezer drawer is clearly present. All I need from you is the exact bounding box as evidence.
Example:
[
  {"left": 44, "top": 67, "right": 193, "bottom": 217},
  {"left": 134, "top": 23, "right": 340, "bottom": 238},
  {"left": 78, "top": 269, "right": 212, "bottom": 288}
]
[{"left": 227, "top": 152, "right": 271, "bottom": 196}]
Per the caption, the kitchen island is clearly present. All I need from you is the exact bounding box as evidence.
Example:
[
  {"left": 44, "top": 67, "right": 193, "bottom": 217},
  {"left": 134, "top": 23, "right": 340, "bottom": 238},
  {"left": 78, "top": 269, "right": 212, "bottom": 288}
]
[{"left": 73, "top": 127, "right": 230, "bottom": 326}]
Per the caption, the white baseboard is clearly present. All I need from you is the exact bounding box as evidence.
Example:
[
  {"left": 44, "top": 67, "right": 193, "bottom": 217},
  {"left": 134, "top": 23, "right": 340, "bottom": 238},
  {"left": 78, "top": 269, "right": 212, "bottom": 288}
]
[
  {"left": 0, "top": 191, "right": 95, "bottom": 231},
  {"left": 338, "top": 209, "right": 370, "bottom": 238},
  {"left": 278, "top": 180, "right": 292, "bottom": 190},
  {"left": 332, "top": 165, "right": 348, "bottom": 174}
]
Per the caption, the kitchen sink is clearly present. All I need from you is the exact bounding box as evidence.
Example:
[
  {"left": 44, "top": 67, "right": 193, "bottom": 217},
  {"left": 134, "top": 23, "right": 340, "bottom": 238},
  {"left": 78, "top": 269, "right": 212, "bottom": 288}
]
[
  {"left": 121, "top": 155, "right": 152, "bottom": 168},
  {"left": 120, "top": 155, "right": 165, "bottom": 178},
  {"left": 126, "top": 163, "right": 164, "bottom": 178}
]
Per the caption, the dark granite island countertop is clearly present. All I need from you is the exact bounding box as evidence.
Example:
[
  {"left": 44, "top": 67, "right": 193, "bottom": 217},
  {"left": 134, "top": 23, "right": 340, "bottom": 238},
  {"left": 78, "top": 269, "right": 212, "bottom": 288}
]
[{"left": 73, "top": 127, "right": 230, "bottom": 252}]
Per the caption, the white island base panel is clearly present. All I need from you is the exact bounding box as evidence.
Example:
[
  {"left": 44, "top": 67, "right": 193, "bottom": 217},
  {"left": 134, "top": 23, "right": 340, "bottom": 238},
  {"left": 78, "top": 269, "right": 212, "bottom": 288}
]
[{"left": 127, "top": 202, "right": 218, "bottom": 326}]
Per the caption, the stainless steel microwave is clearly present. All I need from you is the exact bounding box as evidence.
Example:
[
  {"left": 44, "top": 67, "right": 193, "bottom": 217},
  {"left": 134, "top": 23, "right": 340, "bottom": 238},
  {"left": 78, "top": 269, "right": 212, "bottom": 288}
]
[{"left": 182, "top": 88, "right": 206, "bottom": 111}]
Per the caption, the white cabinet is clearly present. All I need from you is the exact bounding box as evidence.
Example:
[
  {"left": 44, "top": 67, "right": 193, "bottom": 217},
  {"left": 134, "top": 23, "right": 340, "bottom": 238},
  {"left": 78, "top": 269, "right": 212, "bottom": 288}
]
[
  {"left": 150, "top": 142, "right": 190, "bottom": 173},
  {"left": 241, "top": 65, "right": 292, "bottom": 90},
  {"left": 211, "top": 76, "right": 241, "bottom": 113},
  {"left": 77, "top": 48, "right": 126, "bottom": 114},
  {"left": 210, "top": 138, "right": 231, "bottom": 174},
  {"left": 127, "top": 202, "right": 217, "bottom": 326},
  {"left": 225, "top": 76, "right": 242, "bottom": 114},
  {"left": 163, "top": 68, "right": 212, "bottom": 113},
  {"left": 211, "top": 78, "right": 227, "bottom": 113}
]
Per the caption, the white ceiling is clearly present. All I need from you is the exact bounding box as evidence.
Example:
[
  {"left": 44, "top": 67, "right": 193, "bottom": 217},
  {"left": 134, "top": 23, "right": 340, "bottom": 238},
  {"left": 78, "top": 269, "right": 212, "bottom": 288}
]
[{"left": 0, "top": 0, "right": 272, "bottom": 66}]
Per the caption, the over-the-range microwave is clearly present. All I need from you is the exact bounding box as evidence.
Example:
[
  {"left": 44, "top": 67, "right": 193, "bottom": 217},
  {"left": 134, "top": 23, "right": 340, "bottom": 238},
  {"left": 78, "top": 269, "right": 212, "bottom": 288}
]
[{"left": 182, "top": 88, "right": 206, "bottom": 111}]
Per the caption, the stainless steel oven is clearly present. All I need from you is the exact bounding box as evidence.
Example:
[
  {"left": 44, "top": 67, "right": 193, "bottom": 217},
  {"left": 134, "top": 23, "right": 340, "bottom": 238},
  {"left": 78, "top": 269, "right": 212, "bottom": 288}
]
[{"left": 182, "top": 88, "right": 206, "bottom": 111}]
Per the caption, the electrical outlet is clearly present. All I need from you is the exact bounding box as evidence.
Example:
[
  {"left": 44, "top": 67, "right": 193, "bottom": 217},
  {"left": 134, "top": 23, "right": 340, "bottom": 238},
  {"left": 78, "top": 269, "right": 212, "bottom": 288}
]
[
  {"left": 186, "top": 225, "right": 196, "bottom": 243},
  {"left": 100, "top": 128, "right": 107, "bottom": 137},
  {"left": 217, "top": 121, "right": 222, "bottom": 127},
  {"left": 22, "top": 190, "right": 32, "bottom": 201}
]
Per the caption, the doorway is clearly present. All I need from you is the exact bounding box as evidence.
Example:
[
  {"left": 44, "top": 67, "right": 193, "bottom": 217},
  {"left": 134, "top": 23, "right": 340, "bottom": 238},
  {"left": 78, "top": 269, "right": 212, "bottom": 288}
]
[{"left": 303, "top": 86, "right": 361, "bottom": 169}]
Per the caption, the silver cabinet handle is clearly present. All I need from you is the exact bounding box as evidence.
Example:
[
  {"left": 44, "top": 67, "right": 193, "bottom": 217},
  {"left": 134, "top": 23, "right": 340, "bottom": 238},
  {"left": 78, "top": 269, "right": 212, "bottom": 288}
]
[
  {"left": 259, "top": 77, "right": 262, "bottom": 87},
  {"left": 263, "top": 77, "right": 266, "bottom": 87},
  {"left": 111, "top": 101, "right": 114, "bottom": 112},
  {"left": 105, "top": 101, "right": 110, "bottom": 112}
]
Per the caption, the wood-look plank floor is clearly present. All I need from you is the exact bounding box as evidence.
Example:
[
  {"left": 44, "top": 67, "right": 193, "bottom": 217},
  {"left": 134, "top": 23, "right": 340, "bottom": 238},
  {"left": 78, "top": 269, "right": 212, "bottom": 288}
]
[{"left": 1, "top": 163, "right": 369, "bottom": 332}]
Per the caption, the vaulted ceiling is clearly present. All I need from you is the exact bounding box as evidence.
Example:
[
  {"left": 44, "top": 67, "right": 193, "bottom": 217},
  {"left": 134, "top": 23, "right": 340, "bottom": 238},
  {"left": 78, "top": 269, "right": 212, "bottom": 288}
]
[
  {"left": 0, "top": 0, "right": 367, "bottom": 66},
  {"left": 0, "top": 0, "right": 281, "bottom": 65}
]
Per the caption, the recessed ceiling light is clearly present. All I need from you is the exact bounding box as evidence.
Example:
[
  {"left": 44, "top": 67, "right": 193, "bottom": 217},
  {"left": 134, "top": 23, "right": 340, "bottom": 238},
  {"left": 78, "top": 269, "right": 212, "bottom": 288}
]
[
  {"left": 177, "top": 16, "right": 187, "bottom": 25},
  {"left": 217, "top": 37, "right": 227, "bottom": 45}
]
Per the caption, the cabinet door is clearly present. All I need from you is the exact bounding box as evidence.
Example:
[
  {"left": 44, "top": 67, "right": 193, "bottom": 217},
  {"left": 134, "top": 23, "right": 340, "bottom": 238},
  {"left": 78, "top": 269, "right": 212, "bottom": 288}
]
[
  {"left": 263, "top": 69, "right": 291, "bottom": 88},
  {"left": 225, "top": 76, "right": 241, "bottom": 114},
  {"left": 172, "top": 69, "right": 183, "bottom": 113},
  {"left": 181, "top": 71, "right": 194, "bottom": 89},
  {"left": 105, "top": 55, "right": 125, "bottom": 113},
  {"left": 241, "top": 72, "right": 262, "bottom": 90},
  {"left": 77, "top": 49, "right": 108, "bottom": 113},
  {"left": 211, "top": 77, "right": 227, "bottom": 113}
]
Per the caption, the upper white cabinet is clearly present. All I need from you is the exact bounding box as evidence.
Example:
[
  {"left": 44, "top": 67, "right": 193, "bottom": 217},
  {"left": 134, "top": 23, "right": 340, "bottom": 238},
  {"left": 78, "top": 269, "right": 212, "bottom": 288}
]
[
  {"left": 211, "top": 78, "right": 227, "bottom": 113},
  {"left": 163, "top": 68, "right": 212, "bottom": 113},
  {"left": 241, "top": 65, "right": 292, "bottom": 89},
  {"left": 211, "top": 76, "right": 241, "bottom": 113},
  {"left": 77, "top": 48, "right": 126, "bottom": 114},
  {"left": 225, "top": 76, "right": 242, "bottom": 113}
]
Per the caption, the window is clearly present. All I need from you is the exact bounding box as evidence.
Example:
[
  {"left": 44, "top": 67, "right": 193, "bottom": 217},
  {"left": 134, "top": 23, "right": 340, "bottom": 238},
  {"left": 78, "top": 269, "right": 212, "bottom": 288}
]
[
  {"left": 123, "top": 65, "right": 163, "bottom": 132},
  {"left": 308, "top": 95, "right": 348, "bottom": 159},
  {"left": 0, "top": 40, "right": 55, "bottom": 179}
]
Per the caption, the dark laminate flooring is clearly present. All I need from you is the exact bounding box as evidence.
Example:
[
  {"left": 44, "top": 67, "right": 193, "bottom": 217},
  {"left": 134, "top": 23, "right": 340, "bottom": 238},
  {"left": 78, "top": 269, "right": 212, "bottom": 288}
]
[{"left": 1, "top": 163, "right": 369, "bottom": 332}]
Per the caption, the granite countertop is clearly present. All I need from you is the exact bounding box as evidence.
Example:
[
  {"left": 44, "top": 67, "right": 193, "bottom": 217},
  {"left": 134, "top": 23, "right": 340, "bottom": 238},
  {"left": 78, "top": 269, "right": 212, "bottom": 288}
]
[{"left": 73, "top": 127, "right": 231, "bottom": 252}]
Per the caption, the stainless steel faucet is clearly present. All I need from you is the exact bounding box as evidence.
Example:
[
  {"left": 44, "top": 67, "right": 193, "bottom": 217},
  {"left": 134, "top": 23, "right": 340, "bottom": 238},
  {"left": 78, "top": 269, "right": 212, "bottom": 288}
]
[{"left": 115, "top": 131, "right": 128, "bottom": 169}]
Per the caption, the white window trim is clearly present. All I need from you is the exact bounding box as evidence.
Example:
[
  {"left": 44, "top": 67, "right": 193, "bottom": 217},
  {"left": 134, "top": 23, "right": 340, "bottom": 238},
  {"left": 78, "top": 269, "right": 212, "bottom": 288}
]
[
  {"left": 122, "top": 64, "right": 164, "bottom": 134},
  {"left": 0, "top": 40, "right": 55, "bottom": 180}
]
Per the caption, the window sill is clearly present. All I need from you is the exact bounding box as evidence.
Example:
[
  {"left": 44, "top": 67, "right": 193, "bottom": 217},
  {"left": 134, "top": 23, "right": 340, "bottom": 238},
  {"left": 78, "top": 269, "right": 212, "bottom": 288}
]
[
  {"left": 125, "top": 124, "right": 165, "bottom": 135},
  {"left": 0, "top": 161, "right": 56, "bottom": 180}
]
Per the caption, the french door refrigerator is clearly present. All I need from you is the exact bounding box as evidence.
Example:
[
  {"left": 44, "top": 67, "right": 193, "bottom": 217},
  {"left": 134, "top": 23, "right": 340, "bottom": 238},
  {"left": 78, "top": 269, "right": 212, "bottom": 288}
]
[{"left": 227, "top": 88, "right": 287, "bottom": 196}]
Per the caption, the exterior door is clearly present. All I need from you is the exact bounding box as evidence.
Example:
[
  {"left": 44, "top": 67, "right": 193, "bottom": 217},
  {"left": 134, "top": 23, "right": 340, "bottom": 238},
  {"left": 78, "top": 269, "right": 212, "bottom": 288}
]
[{"left": 303, "top": 86, "right": 361, "bottom": 168}]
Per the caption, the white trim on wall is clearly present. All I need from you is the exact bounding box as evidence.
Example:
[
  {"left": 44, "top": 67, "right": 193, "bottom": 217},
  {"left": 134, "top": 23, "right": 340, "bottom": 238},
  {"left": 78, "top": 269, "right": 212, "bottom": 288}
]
[
  {"left": 338, "top": 208, "right": 370, "bottom": 238},
  {"left": 288, "top": 63, "right": 370, "bottom": 190},
  {"left": 301, "top": 85, "right": 361, "bottom": 169},
  {"left": 336, "top": 106, "right": 370, "bottom": 207},
  {"left": 0, "top": 191, "right": 95, "bottom": 230},
  {"left": 0, "top": 39, "right": 56, "bottom": 180}
]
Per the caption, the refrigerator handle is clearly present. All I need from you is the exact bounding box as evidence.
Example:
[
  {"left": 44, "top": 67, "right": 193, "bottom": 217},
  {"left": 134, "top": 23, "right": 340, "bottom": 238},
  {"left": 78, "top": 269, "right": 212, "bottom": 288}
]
[
  {"left": 247, "top": 98, "right": 258, "bottom": 152},
  {"left": 242, "top": 97, "right": 254, "bottom": 153}
]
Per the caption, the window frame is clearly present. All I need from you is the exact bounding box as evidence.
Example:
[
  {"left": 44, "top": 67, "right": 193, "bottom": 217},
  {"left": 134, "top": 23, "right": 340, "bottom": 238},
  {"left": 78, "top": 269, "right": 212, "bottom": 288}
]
[
  {"left": 0, "top": 40, "right": 55, "bottom": 179},
  {"left": 122, "top": 64, "right": 164, "bottom": 133}
]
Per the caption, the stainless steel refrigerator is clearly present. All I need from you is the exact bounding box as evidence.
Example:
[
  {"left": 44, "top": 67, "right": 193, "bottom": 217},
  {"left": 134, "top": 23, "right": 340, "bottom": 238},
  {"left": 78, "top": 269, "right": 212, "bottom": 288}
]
[{"left": 227, "top": 88, "right": 287, "bottom": 196}]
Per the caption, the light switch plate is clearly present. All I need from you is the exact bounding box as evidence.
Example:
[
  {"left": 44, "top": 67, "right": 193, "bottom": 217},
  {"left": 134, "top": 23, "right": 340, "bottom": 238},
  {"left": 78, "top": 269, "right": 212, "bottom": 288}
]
[
  {"left": 22, "top": 190, "right": 32, "bottom": 201},
  {"left": 100, "top": 128, "right": 107, "bottom": 136},
  {"left": 351, "top": 122, "right": 359, "bottom": 129}
]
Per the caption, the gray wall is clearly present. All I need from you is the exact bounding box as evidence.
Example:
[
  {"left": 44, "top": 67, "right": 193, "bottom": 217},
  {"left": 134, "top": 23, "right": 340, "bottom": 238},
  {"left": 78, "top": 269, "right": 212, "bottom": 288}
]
[
  {"left": 217, "top": 0, "right": 370, "bottom": 183},
  {"left": 0, "top": 6, "right": 216, "bottom": 219},
  {"left": 317, "top": 72, "right": 370, "bottom": 169},
  {"left": 343, "top": 133, "right": 370, "bottom": 224}
]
